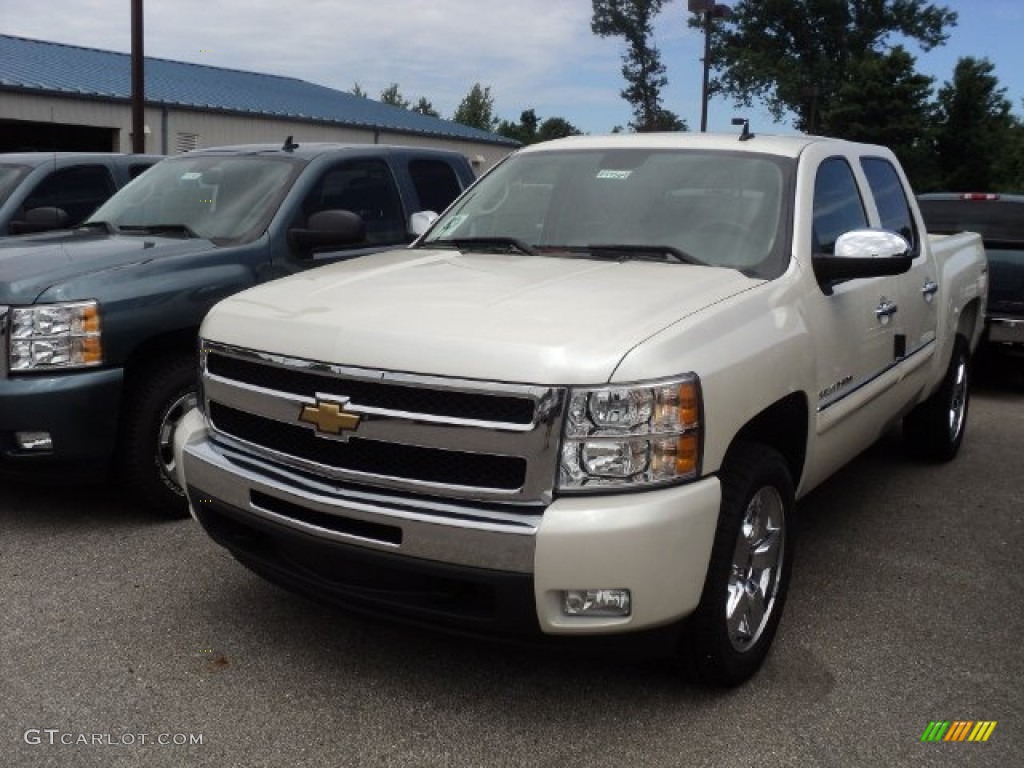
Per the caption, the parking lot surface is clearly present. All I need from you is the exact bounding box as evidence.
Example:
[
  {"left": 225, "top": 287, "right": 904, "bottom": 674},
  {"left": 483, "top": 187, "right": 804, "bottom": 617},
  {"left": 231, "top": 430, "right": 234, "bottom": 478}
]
[{"left": 2, "top": 358, "right": 1021, "bottom": 767}]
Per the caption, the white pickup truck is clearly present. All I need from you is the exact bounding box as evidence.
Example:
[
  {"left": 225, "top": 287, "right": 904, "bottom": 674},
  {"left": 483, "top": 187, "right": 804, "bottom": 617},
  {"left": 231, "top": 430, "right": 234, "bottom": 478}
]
[{"left": 174, "top": 132, "right": 987, "bottom": 686}]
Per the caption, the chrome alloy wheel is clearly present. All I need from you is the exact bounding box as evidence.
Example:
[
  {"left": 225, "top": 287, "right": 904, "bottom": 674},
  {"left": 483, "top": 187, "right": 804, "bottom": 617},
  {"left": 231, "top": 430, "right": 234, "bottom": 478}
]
[
  {"left": 156, "top": 390, "right": 198, "bottom": 492},
  {"left": 947, "top": 354, "right": 968, "bottom": 443},
  {"left": 726, "top": 486, "right": 786, "bottom": 653}
]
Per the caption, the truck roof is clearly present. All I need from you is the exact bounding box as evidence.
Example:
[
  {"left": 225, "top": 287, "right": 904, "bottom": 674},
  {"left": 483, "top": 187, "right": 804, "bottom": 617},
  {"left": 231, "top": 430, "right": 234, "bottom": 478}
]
[
  {"left": 0, "top": 152, "right": 163, "bottom": 168},
  {"left": 183, "top": 142, "right": 469, "bottom": 161},
  {"left": 519, "top": 132, "right": 876, "bottom": 159}
]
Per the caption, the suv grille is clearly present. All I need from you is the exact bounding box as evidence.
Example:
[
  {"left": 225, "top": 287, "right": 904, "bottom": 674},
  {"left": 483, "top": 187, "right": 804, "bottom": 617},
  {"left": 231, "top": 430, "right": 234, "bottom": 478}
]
[
  {"left": 209, "top": 402, "right": 527, "bottom": 490},
  {"left": 201, "top": 343, "right": 565, "bottom": 502},
  {"left": 207, "top": 352, "right": 536, "bottom": 424}
]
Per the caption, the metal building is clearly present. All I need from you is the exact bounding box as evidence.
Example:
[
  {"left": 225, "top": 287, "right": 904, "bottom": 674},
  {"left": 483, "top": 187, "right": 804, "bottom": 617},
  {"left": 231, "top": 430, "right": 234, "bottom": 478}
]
[{"left": 0, "top": 35, "right": 518, "bottom": 171}]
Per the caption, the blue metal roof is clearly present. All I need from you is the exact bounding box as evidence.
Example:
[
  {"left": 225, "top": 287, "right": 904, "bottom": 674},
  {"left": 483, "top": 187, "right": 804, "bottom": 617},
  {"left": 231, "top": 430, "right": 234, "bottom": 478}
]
[{"left": 0, "top": 34, "right": 517, "bottom": 147}]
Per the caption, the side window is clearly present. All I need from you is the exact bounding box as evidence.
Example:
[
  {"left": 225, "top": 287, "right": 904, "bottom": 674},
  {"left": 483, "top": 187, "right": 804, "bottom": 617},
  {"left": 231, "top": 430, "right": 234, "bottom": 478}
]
[
  {"left": 861, "top": 157, "right": 917, "bottom": 253},
  {"left": 23, "top": 165, "right": 117, "bottom": 226},
  {"left": 408, "top": 158, "right": 464, "bottom": 214},
  {"left": 302, "top": 159, "right": 405, "bottom": 245},
  {"left": 129, "top": 163, "right": 156, "bottom": 179},
  {"left": 812, "top": 158, "right": 868, "bottom": 254}
]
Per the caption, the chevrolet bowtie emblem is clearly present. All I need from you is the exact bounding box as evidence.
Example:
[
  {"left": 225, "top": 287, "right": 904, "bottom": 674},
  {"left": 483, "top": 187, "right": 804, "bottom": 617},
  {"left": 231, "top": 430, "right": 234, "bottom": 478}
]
[{"left": 299, "top": 399, "right": 361, "bottom": 436}]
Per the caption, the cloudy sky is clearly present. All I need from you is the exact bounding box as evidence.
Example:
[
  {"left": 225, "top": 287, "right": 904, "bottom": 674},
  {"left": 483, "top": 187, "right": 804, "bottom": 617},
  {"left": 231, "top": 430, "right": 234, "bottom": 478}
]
[{"left": 3, "top": 0, "right": 1021, "bottom": 134}]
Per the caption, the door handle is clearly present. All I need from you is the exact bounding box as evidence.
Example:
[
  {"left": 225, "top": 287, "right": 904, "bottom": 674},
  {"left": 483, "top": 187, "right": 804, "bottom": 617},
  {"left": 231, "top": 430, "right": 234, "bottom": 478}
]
[
  {"left": 922, "top": 280, "right": 939, "bottom": 302},
  {"left": 875, "top": 298, "right": 899, "bottom": 321}
]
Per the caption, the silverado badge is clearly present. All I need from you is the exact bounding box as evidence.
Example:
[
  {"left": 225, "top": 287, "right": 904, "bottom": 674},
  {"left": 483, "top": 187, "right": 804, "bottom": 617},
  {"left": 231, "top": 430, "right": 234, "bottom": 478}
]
[{"left": 299, "top": 398, "right": 361, "bottom": 437}]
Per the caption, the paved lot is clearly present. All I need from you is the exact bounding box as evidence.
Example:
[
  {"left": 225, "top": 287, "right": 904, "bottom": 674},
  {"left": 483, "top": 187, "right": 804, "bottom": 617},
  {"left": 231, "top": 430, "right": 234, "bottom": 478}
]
[{"left": 2, "top": 357, "right": 1021, "bottom": 768}]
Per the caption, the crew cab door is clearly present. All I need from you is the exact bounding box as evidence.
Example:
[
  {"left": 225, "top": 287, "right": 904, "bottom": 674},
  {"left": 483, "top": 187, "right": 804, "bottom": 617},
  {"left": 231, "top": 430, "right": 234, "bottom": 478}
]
[
  {"left": 807, "top": 157, "right": 900, "bottom": 445},
  {"left": 860, "top": 156, "right": 938, "bottom": 391}
]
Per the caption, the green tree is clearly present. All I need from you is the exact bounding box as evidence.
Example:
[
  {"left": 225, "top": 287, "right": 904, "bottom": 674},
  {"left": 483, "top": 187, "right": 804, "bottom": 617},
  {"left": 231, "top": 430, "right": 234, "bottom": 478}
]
[
  {"left": 592, "top": 0, "right": 685, "bottom": 132},
  {"left": 379, "top": 83, "right": 411, "bottom": 109},
  {"left": 497, "top": 109, "right": 540, "bottom": 144},
  {"left": 452, "top": 83, "right": 497, "bottom": 132},
  {"left": 497, "top": 111, "right": 583, "bottom": 145},
  {"left": 933, "top": 57, "right": 1016, "bottom": 191},
  {"left": 412, "top": 97, "right": 440, "bottom": 118},
  {"left": 705, "top": 0, "right": 956, "bottom": 132},
  {"left": 537, "top": 116, "right": 583, "bottom": 142},
  {"left": 350, "top": 82, "right": 369, "bottom": 98},
  {"left": 821, "top": 47, "right": 937, "bottom": 188}
]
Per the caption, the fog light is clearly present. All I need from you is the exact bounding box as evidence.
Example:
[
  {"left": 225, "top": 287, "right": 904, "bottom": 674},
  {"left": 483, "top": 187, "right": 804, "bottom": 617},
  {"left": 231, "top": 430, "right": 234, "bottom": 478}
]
[
  {"left": 563, "top": 589, "right": 631, "bottom": 617},
  {"left": 15, "top": 431, "right": 53, "bottom": 451}
]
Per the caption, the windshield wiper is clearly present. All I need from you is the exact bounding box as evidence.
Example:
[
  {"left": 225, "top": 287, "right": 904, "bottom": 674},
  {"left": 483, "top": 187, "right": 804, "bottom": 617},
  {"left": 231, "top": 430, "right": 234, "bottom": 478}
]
[
  {"left": 76, "top": 220, "right": 119, "bottom": 234},
  {"left": 118, "top": 224, "right": 199, "bottom": 238},
  {"left": 553, "top": 244, "right": 704, "bottom": 266},
  {"left": 428, "top": 236, "right": 537, "bottom": 256}
]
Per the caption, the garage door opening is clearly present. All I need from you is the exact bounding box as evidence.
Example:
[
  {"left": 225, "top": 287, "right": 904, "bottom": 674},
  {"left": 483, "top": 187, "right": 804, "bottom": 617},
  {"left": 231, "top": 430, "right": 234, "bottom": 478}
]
[{"left": 0, "top": 119, "right": 118, "bottom": 152}]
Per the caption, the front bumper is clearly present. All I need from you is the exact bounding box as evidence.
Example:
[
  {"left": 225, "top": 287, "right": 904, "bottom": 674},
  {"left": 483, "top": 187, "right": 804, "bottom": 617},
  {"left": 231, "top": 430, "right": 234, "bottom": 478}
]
[
  {"left": 175, "top": 408, "right": 722, "bottom": 639},
  {"left": 0, "top": 367, "right": 123, "bottom": 471}
]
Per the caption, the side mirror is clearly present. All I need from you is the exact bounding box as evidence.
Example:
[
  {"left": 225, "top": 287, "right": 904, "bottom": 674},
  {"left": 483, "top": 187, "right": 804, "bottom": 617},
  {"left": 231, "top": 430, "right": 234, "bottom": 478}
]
[
  {"left": 409, "top": 210, "right": 439, "bottom": 238},
  {"left": 10, "top": 206, "right": 70, "bottom": 235},
  {"left": 288, "top": 210, "right": 365, "bottom": 256},
  {"left": 813, "top": 229, "right": 912, "bottom": 295}
]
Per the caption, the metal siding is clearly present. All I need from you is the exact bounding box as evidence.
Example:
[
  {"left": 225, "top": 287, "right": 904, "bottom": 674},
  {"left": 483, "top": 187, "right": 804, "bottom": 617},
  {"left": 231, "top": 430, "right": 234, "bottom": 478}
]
[{"left": 0, "top": 34, "right": 518, "bottom": 150}]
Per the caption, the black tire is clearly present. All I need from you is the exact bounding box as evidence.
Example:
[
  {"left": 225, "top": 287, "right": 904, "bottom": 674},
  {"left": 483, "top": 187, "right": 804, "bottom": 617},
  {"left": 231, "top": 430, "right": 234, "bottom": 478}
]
[
  {"left": 117, "top": 354, "right": 198, "bottom": 519},
  {"left": 903, "top": 335, "right": 971, "bottom": 462},
  {"left": 677, "top": 443, "right": 795, "bottom": 687}
]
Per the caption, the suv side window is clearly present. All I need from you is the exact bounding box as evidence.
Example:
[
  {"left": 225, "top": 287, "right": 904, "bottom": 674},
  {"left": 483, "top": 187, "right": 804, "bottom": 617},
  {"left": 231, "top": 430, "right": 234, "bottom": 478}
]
[
  {"left": 23, "top": 165, "right": 117, "bottom": 226},
  {"left": 303, "top": 159, "right": 405, "bottom": 245},
  {"left": 409, "top": 158, "right": 463, "bottom": 214},
  {"left": 813, "top": 158, "right": 868, "bottom": 254},
  {"left": 129, "top": 162, "right": 156, "bottom": 179},
  {"left": 860, "top": 157, "right": 918, "bottom": 253}
]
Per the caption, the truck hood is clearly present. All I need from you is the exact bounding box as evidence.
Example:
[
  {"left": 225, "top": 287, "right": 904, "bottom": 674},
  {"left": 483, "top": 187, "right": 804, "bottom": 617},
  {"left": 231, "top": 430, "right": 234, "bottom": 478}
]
[
  {"left": 203, "top": 249, "right": 762, "bottom": 384},
  {"left": 0, "top": 230, "right": 217, "bottom": 304}
]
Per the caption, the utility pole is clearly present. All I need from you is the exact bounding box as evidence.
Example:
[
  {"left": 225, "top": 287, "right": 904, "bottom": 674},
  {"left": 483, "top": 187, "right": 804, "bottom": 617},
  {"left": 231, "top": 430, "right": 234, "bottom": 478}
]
[
  {"left": 131, "top": 0, "right": 145, "bottom": 153},
  {"left": 689, "top": 0, "right": 733, "bottom": 132}
]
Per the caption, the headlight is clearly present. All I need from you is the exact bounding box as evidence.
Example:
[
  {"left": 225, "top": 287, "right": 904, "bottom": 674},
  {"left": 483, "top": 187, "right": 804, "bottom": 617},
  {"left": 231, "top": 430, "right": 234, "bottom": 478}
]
[
  {"left": 559, "top": 375, "right": 702, "bottom": 491},
  {"left": 9, "top": 300, "right": 103, "bottom": 371}
]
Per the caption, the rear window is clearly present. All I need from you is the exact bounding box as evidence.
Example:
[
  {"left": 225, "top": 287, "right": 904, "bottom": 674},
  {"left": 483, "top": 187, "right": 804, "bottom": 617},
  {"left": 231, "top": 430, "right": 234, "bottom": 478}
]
[{"left": 918, "top": 198, "right": 1024, "bottom": 244}]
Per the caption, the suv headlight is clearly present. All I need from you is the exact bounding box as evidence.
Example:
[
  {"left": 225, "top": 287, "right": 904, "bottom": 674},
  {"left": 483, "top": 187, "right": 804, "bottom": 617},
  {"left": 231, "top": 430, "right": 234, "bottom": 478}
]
[
  {"left": 559, "top": 375, "right": 702, "bottom": 491},
  {"left": 9, "top": 300, "right": 103, "bottom": 371}
]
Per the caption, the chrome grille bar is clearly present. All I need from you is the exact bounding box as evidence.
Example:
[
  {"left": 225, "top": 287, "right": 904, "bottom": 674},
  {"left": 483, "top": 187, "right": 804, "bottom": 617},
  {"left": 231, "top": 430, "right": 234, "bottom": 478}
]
[{"left": 200, "top": 341, "right": 566, "bottom": 504}]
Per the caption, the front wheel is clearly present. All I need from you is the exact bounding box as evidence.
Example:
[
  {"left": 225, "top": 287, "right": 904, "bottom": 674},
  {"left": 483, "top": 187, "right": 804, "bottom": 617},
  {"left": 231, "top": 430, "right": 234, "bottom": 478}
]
[
  {"left": 677, "top": 443, "right": 795, "bottom": 687},
  {"left": 117, "top": 354, "right": 198, "bottom": 519}
]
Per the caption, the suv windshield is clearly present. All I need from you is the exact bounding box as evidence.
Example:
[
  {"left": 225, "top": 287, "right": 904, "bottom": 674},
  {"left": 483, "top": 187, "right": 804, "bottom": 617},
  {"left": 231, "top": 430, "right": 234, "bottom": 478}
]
[
  {"left": 87, "top": 154, "right": 304, "bottom": 244},
  {"left": 421, "top": 148, "right": 793, "bottom": 278}
]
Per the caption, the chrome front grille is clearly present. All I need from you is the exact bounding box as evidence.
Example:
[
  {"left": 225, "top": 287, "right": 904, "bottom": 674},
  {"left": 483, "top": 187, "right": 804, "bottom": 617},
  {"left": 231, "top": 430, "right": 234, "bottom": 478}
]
[{"left": 201, "top": 342, "right": 566, "bottom": 503}]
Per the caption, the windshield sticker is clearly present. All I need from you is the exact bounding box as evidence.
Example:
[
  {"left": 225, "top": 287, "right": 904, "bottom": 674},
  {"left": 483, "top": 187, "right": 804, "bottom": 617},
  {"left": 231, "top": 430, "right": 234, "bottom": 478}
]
[
  {"left": 180, "top": 172, "right": 203, "bottom": 181},
  {"left": 437, "top": 214, "right": 467, "bottom": 235},
  {"left": 596, "top": 169, "right": 633, "bottom": 180}
]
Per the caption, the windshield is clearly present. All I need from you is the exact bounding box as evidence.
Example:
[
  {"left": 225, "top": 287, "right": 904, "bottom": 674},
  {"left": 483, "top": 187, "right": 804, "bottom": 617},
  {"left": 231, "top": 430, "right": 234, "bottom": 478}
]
[
  {"left": 87, "top": 154, "right": 304, "bottom": 244},
  {"left": 0, "top": 164, "right": 32, "bottom": 206},
  {"left": 422, "top": 148, "right": 793, "bottom": 277}
]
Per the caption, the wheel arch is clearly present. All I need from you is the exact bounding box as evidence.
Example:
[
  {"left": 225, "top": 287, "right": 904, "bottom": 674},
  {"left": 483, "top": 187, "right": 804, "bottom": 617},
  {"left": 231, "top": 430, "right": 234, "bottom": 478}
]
[
  {"left": 956, "top": 297, "right": 983, "bottom": 351},
  {"left": 121, "top": 327, "right": 200, "bottom": 387},
  {"left": 724, "top": 392, "right": 809, "bottom": 490}
]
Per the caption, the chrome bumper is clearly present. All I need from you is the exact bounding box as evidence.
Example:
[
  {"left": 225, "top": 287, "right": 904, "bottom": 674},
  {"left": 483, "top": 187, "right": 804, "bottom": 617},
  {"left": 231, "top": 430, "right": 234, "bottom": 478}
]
[
  {"left": 988, "top": 316, "right": 1024, "bottom": 345},
  {"left": 180, "top": 429, "right": 540, "bottom": 574}
]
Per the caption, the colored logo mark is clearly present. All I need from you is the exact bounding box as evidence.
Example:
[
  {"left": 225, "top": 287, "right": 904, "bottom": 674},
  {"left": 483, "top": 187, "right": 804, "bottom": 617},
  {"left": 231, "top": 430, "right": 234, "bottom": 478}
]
[{"left": 920, "top": 721, "right": 997, "bottom": 742}]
